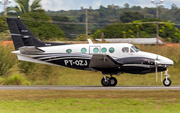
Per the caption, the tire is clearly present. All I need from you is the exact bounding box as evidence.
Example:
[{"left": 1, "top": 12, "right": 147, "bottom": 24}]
[
  {"left": 163, "top": 78, "right": 171, "bottom": 87},
  {"left": 109, "top": 77, "right": 117, "bottom": 87},
  {"left": 101, "top": 77, "right": 110, "bottom": 87}
]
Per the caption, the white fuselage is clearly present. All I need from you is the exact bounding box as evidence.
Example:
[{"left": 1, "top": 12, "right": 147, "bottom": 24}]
[{"left": 12, "top": 43, "right": 173, "bottom": 70}]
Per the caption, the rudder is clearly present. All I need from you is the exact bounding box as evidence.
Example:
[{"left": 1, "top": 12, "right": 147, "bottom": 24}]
[{"left": 6, "top": 17, "right": 45, "bottom": 50}]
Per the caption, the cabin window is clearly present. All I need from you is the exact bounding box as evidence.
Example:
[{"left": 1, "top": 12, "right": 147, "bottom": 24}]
[
  {"left": 93, "top": 48, "right": 99, "bottom": 53},
  {"left": 109, "top": 47, "right": 115, "bottom": 53},
  {"left": 122, "top": 47, "right": 129, "bottom": 53},
  {"left": 101, "top": 48, "right": 107, "bottom": 53},
  {"left": 66, "top": 49, "right": 72, "bottom": 53},
  {"left": 81, "top": 48, "right": 87, "bottom": 54}
]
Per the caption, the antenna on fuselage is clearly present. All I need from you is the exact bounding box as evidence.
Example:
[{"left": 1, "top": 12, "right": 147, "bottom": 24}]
[{"left": 88, "top": 39, "right": 93, "bottom": 44}]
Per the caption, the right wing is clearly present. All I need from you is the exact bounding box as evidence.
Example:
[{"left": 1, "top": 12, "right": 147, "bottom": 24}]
[
  {"left": 19, "top": 46, "right": 45, "bottom": 54},
  {"left": 89, "top": 54, "right": 122, "bottom": 69}
]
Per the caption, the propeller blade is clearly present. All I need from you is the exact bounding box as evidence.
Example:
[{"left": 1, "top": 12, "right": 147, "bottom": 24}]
[
  {"left": 155, "top": 59, "right": 159, "bottom": 82},
  {"left": 161, "top": 72, "right": 163, "bottom": 82},
  {"left": 156, "top": 65, "right": 158, "bottom": 82}
]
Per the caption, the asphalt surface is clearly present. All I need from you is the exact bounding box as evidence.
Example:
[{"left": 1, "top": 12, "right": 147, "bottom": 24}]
[{"left": 0, "top": 85, "right": 180, "bottom": 90}]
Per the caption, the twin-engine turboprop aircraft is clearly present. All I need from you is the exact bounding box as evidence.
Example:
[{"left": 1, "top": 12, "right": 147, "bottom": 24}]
[{"left": 6, "top": 17, "right": 174, "bottom": 87}]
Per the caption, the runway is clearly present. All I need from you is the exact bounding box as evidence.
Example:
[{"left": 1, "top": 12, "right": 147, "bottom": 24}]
[{"left": 0, "top": 85, "right": 180, "bottom": 90}]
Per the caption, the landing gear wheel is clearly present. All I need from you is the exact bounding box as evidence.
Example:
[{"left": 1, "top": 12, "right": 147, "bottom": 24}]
[
  {"left": 163, "top": 78, "right": 171, "bottom": 87},
  {"left": 110, "top": 77, "right": 117, "bottom": 87},
  {"left": 101, "top": 77, "right": 110, "bottom": 87}
]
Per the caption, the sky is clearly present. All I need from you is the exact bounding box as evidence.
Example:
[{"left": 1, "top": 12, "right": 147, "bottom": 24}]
[{"left": 1, "top": 0, "right": 180, "bottom": 12}]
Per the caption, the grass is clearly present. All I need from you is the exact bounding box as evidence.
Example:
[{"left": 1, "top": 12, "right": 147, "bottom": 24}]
[
  {"left": 28, "top": 66, "right": 179, "bottom": 86},
  {"left": 0, "top": 90, "right": 180, "bottom": 113}
]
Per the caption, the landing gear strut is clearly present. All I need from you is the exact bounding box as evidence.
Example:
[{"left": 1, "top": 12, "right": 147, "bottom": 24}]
[
  {"left": 101, "top": 75, "right": 118, "bottom": 87},
  {"left": 162, "top": 70, "right": 171, "bottom": 87}
]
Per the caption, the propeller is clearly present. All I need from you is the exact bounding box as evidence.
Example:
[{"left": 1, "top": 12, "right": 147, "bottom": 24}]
[
  {"left": 161, "top": 72, "right": 163, "bottom": 82},
  {"left": 155, "top": 55, "right": 160, "bottom": 82},
  {"left": 155, "top": 59, "right": 158, "bottom": 82}
]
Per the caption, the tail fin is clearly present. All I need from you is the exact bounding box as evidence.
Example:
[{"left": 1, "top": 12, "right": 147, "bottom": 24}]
[
  {"left": 6, "top": 17, "right": 45, "bottom": 50},
  {"left": 7, "top": 17, "right": 69, "bottom": 50}
]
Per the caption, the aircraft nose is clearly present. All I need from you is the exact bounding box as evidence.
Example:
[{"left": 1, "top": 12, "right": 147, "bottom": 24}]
[{"left": 159, "top": 56, "right": 174, "bottom": 66}]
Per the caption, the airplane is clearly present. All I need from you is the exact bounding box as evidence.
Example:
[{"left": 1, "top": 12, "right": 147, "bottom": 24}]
[{"left": 6, "top": 17, "right": 174, "bottom": 87}]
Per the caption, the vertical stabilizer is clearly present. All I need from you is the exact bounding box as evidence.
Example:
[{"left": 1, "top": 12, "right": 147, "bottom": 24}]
[
  {"left": 6, "top": 18, "right": 45, "bottom": 50},
  {"left": 7, "top": 18, "right": 70, "bottom": 50}
]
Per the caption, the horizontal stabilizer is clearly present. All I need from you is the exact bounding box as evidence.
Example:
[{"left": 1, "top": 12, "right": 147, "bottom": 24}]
[
  {"left": 89, "top": 54, "right": 122, "bottom": 69},
  {"left": 19, "top": 46, "right": 45, "bottom": 54}
]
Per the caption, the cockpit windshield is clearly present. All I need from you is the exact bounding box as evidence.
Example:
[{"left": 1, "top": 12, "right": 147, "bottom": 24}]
[{"left": 131, "top": 46, "right": 139, "bottom": 52}]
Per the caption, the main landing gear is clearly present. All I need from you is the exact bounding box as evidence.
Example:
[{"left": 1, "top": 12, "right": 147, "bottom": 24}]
[
  {"left": 162, "top": 70, "right": 171, "bottom": 87},
  {"left": 101, "top": 75, "right": 117, "bottom": 87}
]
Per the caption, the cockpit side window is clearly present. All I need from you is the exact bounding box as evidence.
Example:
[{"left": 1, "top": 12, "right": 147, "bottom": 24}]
[
  {"left": 130, "top": 49, "right": 135, "bottom": 53},
  {"left": 131, "top": 46, "right": 139, "bottom": 52},
  {"left": 122, "top": 47, "right": 129, "bottom": 53}
]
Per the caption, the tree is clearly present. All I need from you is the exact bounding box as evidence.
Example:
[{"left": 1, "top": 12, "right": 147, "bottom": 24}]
[
  {"left": 78, "top": 14, "right": 85, "bottom": 22},
  {"left": 172, "top": 4, "right": 178, "bottom": 10},
  {"left": 99, "top": 5, "right": 106, "bottom": 18},
  {"left": 93, "top": 18, "right": 180, "bottom": 43},
  {"left": 124, "top": 3, "right": 130, "bottom": 9},
  {"left": 0, "top": 16, "right": 8, "bottom": 32},
  {"left": 131, "top": 6, "right": 142, "bottom": 10},
  {"left": 51, "top": 16, "right": 85, "bottom": 39},
  {"left": 120, "top": 11, "right": 144, "bottom": 23},
  {"left": 7, "top": 0, "right": 45, "bottom": 16},
  {"left": 20, "top": 12, "right": 65, "bottom": 40},
  {"left": 0, "top": 16, "right": 11, "bottom": 41}
]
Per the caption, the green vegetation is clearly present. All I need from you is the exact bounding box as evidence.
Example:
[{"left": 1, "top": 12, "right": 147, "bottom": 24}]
[
  {"left": 1, "top": 74, "right": 31, "bottom": 85},
  {"left": 0, "top": 16, "right": 8, "bottom": 32},
  {"left": 7, "top": 0, "right": 45, "bottom": 15},
  {"left": 2, "top": 1, "right": 180, "bottom": 42},
  {"left": 51, "top": 16, "right": 85, "bottom": 40},
  {"left": 1, "top": 98, "right": 180, "bottom": 113},
  {"left": 0, "top": 13, "right": 65, "bottom": 41},
  {"left": 0, "top": 90, "right": 180, "bottom": 112},
  {"left": 20, "top": 12, "right": 65, "bottom": 40},
  {"left": 93, "top": 18, "right": 180, "bottom": 42},
  {"left": 0, "top": 44, "right": 17, "bottom": 76},
  {"left": 4, "top": 0, "right": 65, "bottom": 41},
  {"left": 120, "top": 11, "right": 144, "bottom": 23},
  {"left": 46, "top": 3, "right": 180, "bottom": 42}
]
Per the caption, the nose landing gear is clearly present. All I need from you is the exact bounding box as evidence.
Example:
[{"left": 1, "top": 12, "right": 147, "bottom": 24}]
[
  {"left": 162, "top": 70, "right": 171, "bottom": 87},
  {"left": 163, "top": 78, "right": 171, "bottom": 86}
]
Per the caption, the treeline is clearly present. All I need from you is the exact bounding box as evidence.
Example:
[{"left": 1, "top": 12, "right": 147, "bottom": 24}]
[
  {"left": 1, "top": 2, "right": 180, "bottom": 42},
  {"left": 46, "top": 3, "right": 180, "bottom": 42},
  {"left": 47, "top": 3, "right": 180, "bottom": 25},
  {"left": 93, "top": 18, "right": 180, "bottom": 43}
]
